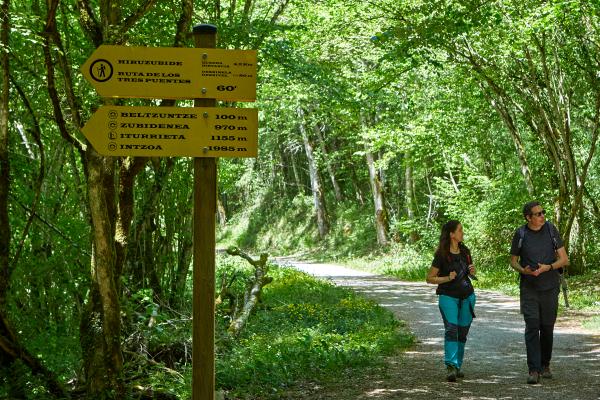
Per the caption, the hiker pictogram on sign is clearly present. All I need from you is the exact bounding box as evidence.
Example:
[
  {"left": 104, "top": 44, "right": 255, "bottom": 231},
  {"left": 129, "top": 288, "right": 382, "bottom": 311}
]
[{"left": 90, "top": 59, "right": 113, "bottom": 82}]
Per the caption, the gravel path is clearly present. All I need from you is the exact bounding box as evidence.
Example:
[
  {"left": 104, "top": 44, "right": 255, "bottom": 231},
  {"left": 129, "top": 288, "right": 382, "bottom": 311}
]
[{"left": 282, "top": 260, "right": 600, "bottom": 400}]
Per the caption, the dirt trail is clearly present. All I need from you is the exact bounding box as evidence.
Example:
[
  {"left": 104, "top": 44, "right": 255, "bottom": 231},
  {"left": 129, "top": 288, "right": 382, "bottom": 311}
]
[{"left": 281, "top": 260, "right": 600, "bottom": 400}]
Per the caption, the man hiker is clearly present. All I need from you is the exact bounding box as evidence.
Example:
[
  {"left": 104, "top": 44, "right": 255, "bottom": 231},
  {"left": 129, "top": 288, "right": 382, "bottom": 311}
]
[{"left": 510, "top": 201, "right": 569, "bottom": 384}]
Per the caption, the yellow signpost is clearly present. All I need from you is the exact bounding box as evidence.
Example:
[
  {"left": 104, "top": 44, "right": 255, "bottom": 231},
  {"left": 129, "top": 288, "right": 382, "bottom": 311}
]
[
  {"left": 81, "top": 26, "right": 253, "bottom": 400},
  {"left": 81, "top": 45, "right": 257, "bottom": 101},
  {"left": 82, "top": 105, "right": 258, "bottom": 157}
]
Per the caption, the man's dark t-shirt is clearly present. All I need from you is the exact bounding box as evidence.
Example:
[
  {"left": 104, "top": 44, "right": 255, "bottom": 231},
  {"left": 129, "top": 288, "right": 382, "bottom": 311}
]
[{"left": 510, "top": 222, "right": 563, "bottom": 291}]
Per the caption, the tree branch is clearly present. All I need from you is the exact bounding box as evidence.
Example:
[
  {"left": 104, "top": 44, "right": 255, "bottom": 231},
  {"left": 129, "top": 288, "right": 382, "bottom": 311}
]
[
  {"left": 42, "top": 0, "right": 86, "bottom": 152},
  {"left": 10, "top": 193, "right": 91, "bottom": 256},
  {"left": 117, "top": 0, "right": 158, "bottom": 38},
  {"left": 225, "top": 247, "right": 272, "bottom": 337},
  {"left": 173, "top": 0, "right": 193, "bottom": 47},
  {"left": 77, "top": 0, "right": 103, "bottom": 46}
]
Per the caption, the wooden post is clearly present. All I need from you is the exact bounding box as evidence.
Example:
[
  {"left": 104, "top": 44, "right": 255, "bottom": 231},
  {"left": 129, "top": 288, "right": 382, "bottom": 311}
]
[{"left": 192, "top": 23, "right": 217, "bottom": 400}]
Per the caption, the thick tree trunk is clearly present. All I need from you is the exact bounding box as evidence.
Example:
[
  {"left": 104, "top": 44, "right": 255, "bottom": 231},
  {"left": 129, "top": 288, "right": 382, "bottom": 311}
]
[
  {"left": 81, "top": 151, "right": 123, "bottom": 396},
  {"left": 297, "top": 107, "right": 329, "bottom": 238},
  {"left": 0, "top": 0, "right": 13, "bottom": 385}
]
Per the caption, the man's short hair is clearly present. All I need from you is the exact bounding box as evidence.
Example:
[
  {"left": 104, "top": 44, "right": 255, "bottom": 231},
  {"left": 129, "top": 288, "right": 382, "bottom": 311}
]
[{"left": 523, "top": 201, "right": 540, "bottom": 219}]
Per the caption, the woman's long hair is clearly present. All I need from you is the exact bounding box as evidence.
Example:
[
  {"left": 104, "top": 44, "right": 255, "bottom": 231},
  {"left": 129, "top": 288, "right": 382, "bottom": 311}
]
[{"left": 434, "top": 220, "right": 462, "bottom": 261}]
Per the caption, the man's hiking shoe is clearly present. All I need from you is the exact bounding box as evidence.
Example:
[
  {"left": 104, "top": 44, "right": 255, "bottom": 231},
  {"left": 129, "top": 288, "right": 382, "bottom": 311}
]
[
  {"left": 456, "top": 369, "right": 465, "bottom": 378},
  {"left": 527, "top": 371, "right": 540, "bottom": 384},
  {"left": 446, "top": 365, "right": 457, "bottom": 382},
  {"left": 541, "top": 366, "right": 553, "bottom": 379}
]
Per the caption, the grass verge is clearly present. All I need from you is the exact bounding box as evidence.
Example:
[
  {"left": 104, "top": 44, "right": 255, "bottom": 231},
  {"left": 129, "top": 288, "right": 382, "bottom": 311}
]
[{"left": 214, "top": 264, "right": 414, "bottom": 399}]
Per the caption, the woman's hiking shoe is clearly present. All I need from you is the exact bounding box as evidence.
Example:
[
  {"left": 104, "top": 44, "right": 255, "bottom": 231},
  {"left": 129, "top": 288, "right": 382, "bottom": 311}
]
[
  {"left": 456, "top": 369, "right": 465, "bottom": 378},
  {"left": 527, "top": 371, "right": 540, "bottom": 384},
  {"left": 541, "top": 366, "right": 553, "bottom": 379},
  {"left": 446, "top": 365, "right": 457, "bottom": 382}
]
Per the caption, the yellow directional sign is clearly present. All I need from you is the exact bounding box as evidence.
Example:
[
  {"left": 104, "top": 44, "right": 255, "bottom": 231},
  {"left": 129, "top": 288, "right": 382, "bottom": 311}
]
[
  {"left": 81, "top": 106, "right": 258, "bottom": 157},
  {"left": 81, "top": 45, "right": 257, "bottom": 101}
]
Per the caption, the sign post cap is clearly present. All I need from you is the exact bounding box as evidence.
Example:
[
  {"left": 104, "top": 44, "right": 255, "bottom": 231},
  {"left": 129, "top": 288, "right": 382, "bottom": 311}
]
[{"left": 193, "top": 24, "right": 217, "bottom": 34}]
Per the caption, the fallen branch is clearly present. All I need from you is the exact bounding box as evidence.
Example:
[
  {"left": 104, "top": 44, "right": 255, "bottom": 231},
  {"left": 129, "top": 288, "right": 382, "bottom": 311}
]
[{"left": 225, "top": 247, "right": 273, "bottom": 337}]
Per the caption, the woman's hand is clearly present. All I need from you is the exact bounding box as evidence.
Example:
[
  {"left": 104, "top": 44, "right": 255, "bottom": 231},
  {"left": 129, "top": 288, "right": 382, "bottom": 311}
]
[
  {"left": 468, "top": 264, "right": 476, "bottom": 276},
  {"left": 448, "top": 271, "right": 457, "bottom": 281}
]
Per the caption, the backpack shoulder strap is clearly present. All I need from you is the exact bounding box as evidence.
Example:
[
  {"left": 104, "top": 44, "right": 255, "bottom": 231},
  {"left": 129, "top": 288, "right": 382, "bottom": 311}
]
[
  {"left": 517, "top": 225, "right": 527, "bottom": 249},
  {"left": 545, "top": 221, "right": 559, "bottom": 251},
  {"left": 462, "top": 245, "right": 472, "bottom": 264},
  {"left": 545, "top": 221, "right": 564, "bottom": 274}
]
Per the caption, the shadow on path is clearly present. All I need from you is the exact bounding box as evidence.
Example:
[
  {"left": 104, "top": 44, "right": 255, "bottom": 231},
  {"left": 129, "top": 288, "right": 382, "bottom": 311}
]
[{"left": 281, "top": 260, "right": 600, "bottom": 400}]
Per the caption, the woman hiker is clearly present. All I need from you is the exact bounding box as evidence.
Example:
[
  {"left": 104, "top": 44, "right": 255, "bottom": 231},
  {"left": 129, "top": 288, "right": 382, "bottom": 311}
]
[{"left": 426, "top": 220, "right": 477, "bottom": 382}]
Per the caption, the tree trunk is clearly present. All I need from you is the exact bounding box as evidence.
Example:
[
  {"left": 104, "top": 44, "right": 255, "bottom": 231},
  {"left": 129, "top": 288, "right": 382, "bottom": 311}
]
[
  {"left": 289, "top": 150, "right": 304, "bottom": 195},
  {"left": 365, "top": 149, "right": 389, "bottom": 246},
  {"left": 127, "top": 159, "right": 174, "bottom": 299},
  {"left": 349, "top": 167, "right": 365, "bottom": 206},
  {"left": 217, "top": 196, "right": 227, "bottom": 225},
  {"left": 425, "top": 168, "right": 435, "bottom": 227},
  {"left": 0, "top": 0, "right": 10, "bottom": 311},
  {"left": 313, "top": 122, "right": 343, "bottom": 202},
  {"left": 297, "top": 107, "right": 329, "bottom": 238},
  {"left": 361, "top": 112, "right": 388, "bottom": 246},
  {"left": 81, "top": 150, "right": 123, "bottom": 396},
  {"left": 405, "top": 160, "right": 418, "bottom": 243},
  {"left": 169, "top": 211, "right": 193, "bottom": 309}
]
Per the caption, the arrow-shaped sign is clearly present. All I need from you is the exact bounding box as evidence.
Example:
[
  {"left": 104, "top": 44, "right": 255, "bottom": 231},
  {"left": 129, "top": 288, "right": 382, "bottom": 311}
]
[
  {"left": 81, "top": 106, "right": 258, "bottom": 157},
  {"left": 81, "top": 45, "right": 257, "bottom": 101}
]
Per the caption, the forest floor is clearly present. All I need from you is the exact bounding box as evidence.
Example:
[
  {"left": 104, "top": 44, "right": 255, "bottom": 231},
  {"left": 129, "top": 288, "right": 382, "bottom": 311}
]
[{"left": 276, "top": 260, "right": 600, "bottom": 400}]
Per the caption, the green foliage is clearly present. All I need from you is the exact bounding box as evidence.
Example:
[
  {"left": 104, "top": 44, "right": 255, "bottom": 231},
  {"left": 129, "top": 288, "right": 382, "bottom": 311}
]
[
  {"left": 565, "top": 271, "right": 600, "bottom": 311},
  {"left": 583, "top": 316, "right": 600, "bottom": 331},
  {"left": 0, "top": 360, "right": 55, "bottom": 400}
]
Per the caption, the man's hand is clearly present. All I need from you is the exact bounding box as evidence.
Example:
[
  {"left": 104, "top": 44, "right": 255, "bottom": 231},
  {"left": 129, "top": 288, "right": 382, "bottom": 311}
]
[
  {"left": 532, "top": 263, "right": 552, "bottom": 277},
  {"left": 521, "top": 266, "right": 536, "bottom": 276}
]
